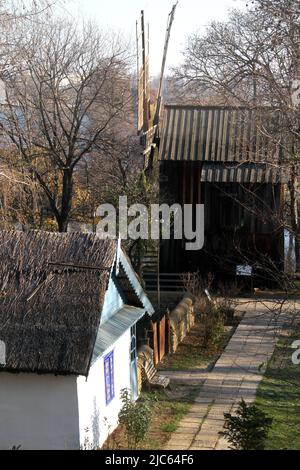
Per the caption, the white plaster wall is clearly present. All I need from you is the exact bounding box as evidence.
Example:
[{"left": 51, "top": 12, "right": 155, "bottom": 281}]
[
  {"left": 77, "top": 329, "right": 131, "bottom": 449},
  {"left": 100, "top": 275, "right": 123, "bottom": 325},
  {"left": 0, "top": 373, "right": 79, "bottom": 450}
]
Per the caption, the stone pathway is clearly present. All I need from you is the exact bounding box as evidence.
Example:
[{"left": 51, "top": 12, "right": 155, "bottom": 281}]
[
  {"left": 164, "top": 300, "right": 295, "bottom": 450},
  {"left": 161, "top": 370, "right": 209, "bottom": 384}
]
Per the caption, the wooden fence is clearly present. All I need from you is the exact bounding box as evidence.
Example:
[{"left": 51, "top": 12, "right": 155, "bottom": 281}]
[{"left": 149, "top": 314, "right": 171, "bottom": 366}]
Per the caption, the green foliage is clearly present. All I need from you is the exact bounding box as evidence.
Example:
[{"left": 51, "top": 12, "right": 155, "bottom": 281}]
[
  {"left": 220, "top": 399, "right": 273, "bottom": 450},
  {"left": 118, "top": 388, "right": 152, "bottom": 450},
  {"left": 255, "top": 331, "right": 300, "bottom": 450},
  {"left": 160, "top": 422, "right": 177, "bottom": 433}
]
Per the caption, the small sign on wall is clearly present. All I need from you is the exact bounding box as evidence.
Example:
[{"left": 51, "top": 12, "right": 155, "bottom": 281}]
[{"left": 236, "top": 265, "right": 253, "bottom": 277}]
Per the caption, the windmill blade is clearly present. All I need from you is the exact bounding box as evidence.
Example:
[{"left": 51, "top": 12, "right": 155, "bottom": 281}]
[{"left": 153, "top": 2, "right": 178, "bottom": 126}]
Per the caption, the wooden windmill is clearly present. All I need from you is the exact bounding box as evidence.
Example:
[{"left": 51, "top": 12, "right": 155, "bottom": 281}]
[
  {"left": 135, "top": 4, "right": 178, "bottom": 310},
  {"left": 136, "top": 3, "right": 178, "bottom": 169}
]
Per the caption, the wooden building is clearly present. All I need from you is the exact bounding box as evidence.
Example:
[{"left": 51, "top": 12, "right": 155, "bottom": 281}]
[{"left": 157, "top": 105, "right": 288, "bottom": 285}]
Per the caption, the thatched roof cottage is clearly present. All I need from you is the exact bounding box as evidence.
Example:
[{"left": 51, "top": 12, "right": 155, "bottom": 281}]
[{"left": 0, "top": 230, "right": 154, "bottom": 449}]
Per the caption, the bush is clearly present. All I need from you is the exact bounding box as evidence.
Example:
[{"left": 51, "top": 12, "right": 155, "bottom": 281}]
[
  {"left": 118, "top": 388, "right": 152, "bottom": 450},
  {"left": 182, "top": 271, "right": 236, "bottom": 350},
  {"left": 217, "top": 282, "right": 238, "bottom": 323},
  {"left": 216, "top": 299, "right": 235, "bottom": 323},
  {"left": 200, "top": 304, "right": 225, "bottom": 350},
  {"left": 181, "top": 271, "right": 214, "bottom": 302},
  {"left": 220, "top": 399, "right": 273, "bottom": 450}
]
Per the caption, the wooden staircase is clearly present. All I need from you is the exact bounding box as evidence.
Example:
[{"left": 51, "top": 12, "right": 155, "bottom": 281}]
[
  {"left": 141, "top": 246, "right": 159, "bottom": 276},
  {"left": 139, "top": 244, "right": 185, "bottom": 293},
  {"left": 142, "top": 272, "right": 186, "bottom": 292}
]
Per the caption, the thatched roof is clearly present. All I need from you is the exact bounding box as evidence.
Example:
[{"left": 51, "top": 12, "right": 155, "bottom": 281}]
[{"left": 0, "top": 230, "right": 116, "bottom": 376}]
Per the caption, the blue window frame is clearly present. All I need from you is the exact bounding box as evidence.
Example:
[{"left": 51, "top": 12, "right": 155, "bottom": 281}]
[{"left": 104, "top": 351, "right": 115, "bottom": 405}]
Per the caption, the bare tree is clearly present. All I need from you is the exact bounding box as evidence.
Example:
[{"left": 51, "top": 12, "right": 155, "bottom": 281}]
[
  {"left": 173, "top": 3, "right": 300, "bottom": 270},
  {"left": 0, "top": 154, "right": 41, "bottom": 229},
  {"left": 0, "top": 1, "right": 64, "bottom": 228},
  {"left": 0, "top": 17, "right": 132, "bottom": 232}
]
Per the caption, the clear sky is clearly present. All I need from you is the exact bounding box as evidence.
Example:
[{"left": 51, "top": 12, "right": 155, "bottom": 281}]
[{"left": 63, "top": 0, "right": 246, "bottom": 75}]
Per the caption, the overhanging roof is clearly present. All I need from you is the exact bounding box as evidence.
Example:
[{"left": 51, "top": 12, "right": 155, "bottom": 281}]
[
  {"left": 159, "top": 105, "right": 282, "bottom": 164},
  {"left": 201, "top": 162, "right": 288, "bottom": 184},
  {"left": 92, "top": 305, "right": 146, "bottom": 359}
]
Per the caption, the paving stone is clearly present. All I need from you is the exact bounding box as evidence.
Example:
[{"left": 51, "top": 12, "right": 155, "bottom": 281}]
[
  {"left": 176, "top": 426, "right": 200, "bottom": 435},
  {"left": 191, "top": 436, "right": 218, "bottom": 445},
  {"left": 180, "top": 420, "right": 203, "bottom": 428},
  {"left": 165, "top": 437, "right": 193, "bottom": 447},
  {"left": 208, "top": 404, "right": 230, "bottom": 414},
  {"left": 195, "top": 426, "right": 221, "bottom": 435},
  {"left": 222, "top": 379, "right": 243, "bottom": 386},
  {"left": 190, "top": 445, "right": 215, "bottom": 450},
  {"left": 176, "top": 421, "right": 201, "bottom": 430},
  {"left": 205, "top": 414, "right": 225, "bottom": 423},
  {"left": 182, "top": 413, "right": 206, "bottom": 422},
  {"left": 187, "top": 409, "right": 210, "bottom": 417},
  {"left": 215, "top": 437, "right": 230, "bottom": 450},
  {"left": 165, "top": 444, "right": 189, "bottom": 450}
]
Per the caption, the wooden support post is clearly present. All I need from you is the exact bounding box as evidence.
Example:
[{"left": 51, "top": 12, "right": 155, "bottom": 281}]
[
  {"left": 141, "top": 10, "right": 149, "bottom": 133},
  {"left": 150, "top": 321, "right": 159, "bottom": 366},
  {"left": 153, "top": 3, "right": 178, "bottom": 126},
  {"left": 166, "top": 312, "right": 171, "bottom": 354},
  {"left": 159, "top": 315, "right": 166, "bottom": 362},
  {"left": 182, "top": 163, "right": 186, "bottom": 250}
]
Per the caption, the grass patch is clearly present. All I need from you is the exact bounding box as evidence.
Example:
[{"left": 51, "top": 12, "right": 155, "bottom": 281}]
[
  {"left": 159, "top": 401, "right": 189, "bottom": 433},
  {"left": 141, "top": 389, "right": 197, "bottom": 449},
  {"left": 255, "top": 330, "right": 300, "bottom": 450},
  {"left": 159, "top": 318, "right": 241, "bottom": 372},
  {"left": 161, "top": 350, "right": 212, "bottom": 371}
]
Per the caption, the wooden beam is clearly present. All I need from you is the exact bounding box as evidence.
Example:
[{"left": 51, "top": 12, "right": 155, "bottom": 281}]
[{"left": 153, "top": 2, "right": 178, "bottom": 126}]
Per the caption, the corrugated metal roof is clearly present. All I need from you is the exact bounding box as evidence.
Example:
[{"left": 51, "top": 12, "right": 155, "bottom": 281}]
[
  {"left": 158, "top": 105, "right": 281, "bottom": 163},
  {"left": 201, "top": 163, "right": 288, "bottom": 184},
  {"left": 92, "top": 305, "right": 146, "bottom": 359}
]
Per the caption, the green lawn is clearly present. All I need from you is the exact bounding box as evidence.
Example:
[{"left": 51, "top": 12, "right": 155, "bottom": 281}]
[{"left": 255, "top": 332, "right": 300, "bottom": 450}]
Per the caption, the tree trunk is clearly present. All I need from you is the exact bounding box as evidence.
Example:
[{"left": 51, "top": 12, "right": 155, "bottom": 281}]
[
  {"left": 295, "top": 236, "right": 300, "bottom": 273},
  {"left": 58, "top": 168, "right": 73, "bottom": 233},
  {"left": 289, "top": 167, "right": 299, "bottom": 272},
  {"left": 57, "top": 215, "right": 69, "bottom": 233}
]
